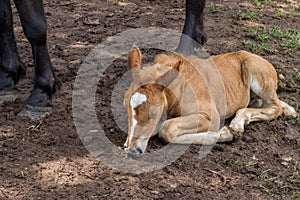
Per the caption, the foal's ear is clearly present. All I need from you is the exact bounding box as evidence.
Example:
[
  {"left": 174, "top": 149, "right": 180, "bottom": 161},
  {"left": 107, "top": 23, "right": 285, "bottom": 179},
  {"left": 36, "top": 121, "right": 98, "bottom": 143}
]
[
  {"left": 156, "top": 60, "right": 182, "bottom": 89},
  {"left": 172, "top": 59, "right": 182, "bottom": 72},
  {"left": 128, "top": 45, "right": 142, "bottom": 70}
]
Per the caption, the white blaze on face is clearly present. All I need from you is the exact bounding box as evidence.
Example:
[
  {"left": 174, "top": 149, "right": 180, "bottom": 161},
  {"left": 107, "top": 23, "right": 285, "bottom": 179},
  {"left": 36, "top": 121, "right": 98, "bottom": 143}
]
[{"left": 128, "top": 92, "right": 147, "bottom": 145}]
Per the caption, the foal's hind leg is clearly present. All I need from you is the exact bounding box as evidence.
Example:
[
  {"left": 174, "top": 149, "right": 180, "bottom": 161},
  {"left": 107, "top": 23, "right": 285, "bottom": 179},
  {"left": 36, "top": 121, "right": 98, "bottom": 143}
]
[
  {"left": 280, "top": 100, "right": 297, "bottom": 118},
  {"left": 229, "top": 79, "right": 283, "bottom": 133},
  {"left": 229, "top": 106, "right": 282, "bottom": 133},
  {"left": 229, "top": 52, "right": 298, "bottom": 133}
]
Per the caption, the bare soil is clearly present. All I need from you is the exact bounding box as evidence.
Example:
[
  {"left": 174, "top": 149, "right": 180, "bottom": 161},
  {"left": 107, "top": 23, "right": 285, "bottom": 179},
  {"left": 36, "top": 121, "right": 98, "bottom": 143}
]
[{"left": 1, "top": 0, "right": 299, "bottom": 199}]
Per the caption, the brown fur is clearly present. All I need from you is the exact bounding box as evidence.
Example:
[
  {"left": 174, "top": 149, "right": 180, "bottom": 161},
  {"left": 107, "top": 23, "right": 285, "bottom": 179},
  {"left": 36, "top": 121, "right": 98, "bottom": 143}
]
[{"left": 123, "top": 45, "right": 297, "bottom": 153}]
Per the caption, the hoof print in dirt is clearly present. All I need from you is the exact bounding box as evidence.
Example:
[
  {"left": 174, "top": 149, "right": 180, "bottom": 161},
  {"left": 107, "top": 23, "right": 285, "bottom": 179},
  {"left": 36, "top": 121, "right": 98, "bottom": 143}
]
[
  {"left": 18, "top": 105, "right": 52, "bottom": 121},
  {"left": 0, "top": 90, "right": 19, "bottom": 105}
]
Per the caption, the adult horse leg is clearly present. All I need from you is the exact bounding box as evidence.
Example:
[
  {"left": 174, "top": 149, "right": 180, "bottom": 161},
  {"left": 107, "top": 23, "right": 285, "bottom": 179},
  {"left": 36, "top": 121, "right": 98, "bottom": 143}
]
[
  {"left": 14, "top": 0, "right": 61, "bottom": 119},
  {"left": 0, "top": 0, "right": 26, "bottom": 104},
  {"left": 176, "top": 0, "right": 209, "bottom": 58}
]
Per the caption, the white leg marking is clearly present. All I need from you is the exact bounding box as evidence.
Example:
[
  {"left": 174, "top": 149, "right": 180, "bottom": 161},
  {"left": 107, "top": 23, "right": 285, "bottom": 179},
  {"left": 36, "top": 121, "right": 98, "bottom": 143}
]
[
  {"left": 168, "top": 127, "right": 233, "bottom": 145},
  {"left": 218, "top": 126, "right": 234, "bottom": 142},
  {"left": 229, "top": 109, "right": 246, "bottom": 133},
  {"left": 250, "top": 77, "right": 262, "bottom": 95},
  {"left": 280, "top": 101, "right": 297, "bottom": 118}
]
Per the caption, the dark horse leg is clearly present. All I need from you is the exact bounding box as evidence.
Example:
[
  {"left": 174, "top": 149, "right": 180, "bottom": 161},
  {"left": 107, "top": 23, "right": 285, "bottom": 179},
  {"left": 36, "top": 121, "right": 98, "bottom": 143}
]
[
  {"left": 176, "top": 0, "right": 208, "bottom": 58},
  {"left": 0, "top": 0, "right": 26, "bottom": 99},
  {"left": 14, "top": 0, "right": 61, "bottom": 109},
  {"left": 0, "top": 0, "right": 61, "bottom": 119}
]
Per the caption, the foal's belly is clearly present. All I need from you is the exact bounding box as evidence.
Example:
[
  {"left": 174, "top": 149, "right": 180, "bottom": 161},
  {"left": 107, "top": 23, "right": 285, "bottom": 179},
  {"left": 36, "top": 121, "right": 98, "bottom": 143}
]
[{"left": 224, "top": 84, "right": 250, "bottom": 118}]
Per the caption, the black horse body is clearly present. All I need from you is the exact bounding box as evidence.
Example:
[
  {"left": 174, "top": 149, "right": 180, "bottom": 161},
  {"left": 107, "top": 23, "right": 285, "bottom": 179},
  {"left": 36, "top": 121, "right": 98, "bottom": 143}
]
[{"left": 0, "top": 0, "right": 205, "bottom": 111}]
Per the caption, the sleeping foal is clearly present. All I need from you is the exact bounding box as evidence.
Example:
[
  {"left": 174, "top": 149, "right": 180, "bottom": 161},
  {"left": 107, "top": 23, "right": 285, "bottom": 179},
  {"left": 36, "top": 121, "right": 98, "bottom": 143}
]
[{"left": 123, "top": 45, "right": 297, "bottom": 155}]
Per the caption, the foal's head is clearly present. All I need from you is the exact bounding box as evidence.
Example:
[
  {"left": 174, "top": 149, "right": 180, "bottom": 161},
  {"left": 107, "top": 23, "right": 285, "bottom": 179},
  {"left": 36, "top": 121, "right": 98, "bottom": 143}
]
[{"left": 123, "top": 46, "right": 181, "bottom": 156}]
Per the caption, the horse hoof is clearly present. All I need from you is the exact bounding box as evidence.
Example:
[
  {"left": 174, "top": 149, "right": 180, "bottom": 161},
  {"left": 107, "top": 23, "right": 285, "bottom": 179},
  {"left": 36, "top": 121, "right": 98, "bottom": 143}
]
[
  {"left": 18, "top": 105, "right": 52, "bottom": 121},
  {"left": 194, "top": 47, "right": 210, "bottom": 59},
  {"left": 176, "top": 47, "right": 210, "bottom": 59},
  {"left": 0, "top": 90, "right": 18, "bottom": 105}
]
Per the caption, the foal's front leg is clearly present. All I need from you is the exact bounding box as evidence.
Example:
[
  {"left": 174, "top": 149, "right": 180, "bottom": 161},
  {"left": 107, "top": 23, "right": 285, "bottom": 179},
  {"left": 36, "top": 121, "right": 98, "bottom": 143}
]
[{"left": 159, "top": 114, "right": 233, "bottom": 145}]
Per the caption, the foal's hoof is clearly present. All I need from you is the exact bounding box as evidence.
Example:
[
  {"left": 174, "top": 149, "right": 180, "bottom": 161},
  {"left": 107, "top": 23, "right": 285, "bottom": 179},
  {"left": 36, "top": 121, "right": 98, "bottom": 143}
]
[
  {"left": 0, "top": 90, "right": 18, "bottom": 105},
  {"left": 229, "top": 123, "right": 245, "bottom": 134},
  {"left": 18, "top": 105, "right": 52, "bottom": 121},
  {"left": 218, "top": 126, "right": 234, "bottom": 142}
]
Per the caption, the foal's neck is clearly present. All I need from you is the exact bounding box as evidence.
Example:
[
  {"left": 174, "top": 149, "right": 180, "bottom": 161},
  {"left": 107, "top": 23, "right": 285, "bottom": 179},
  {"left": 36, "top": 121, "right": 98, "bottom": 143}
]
[{"left": 163, "top": 88, "right": 181, "bottom": 118}]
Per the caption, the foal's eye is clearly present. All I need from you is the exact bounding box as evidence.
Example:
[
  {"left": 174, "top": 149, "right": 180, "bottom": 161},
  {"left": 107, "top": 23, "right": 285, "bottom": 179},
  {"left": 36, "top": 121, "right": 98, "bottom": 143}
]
[
  {"left": 149, "top": 104, "right": 161, "bottom": 119},
  {"left": 149, "top": 111, "right": 158, "bottom": 119}
]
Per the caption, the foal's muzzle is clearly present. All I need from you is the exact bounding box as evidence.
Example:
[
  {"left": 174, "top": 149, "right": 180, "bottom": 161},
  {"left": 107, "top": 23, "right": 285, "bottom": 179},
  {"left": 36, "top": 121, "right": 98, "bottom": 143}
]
[{"left": 125, "top": 146, "right": 143, "bottom": 158}]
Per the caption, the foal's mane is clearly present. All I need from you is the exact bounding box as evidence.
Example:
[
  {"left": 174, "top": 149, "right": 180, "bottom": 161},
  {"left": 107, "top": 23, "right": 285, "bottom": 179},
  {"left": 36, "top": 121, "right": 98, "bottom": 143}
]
[{"left": 154, "top": 52, "right": 187, "bottom": 68}]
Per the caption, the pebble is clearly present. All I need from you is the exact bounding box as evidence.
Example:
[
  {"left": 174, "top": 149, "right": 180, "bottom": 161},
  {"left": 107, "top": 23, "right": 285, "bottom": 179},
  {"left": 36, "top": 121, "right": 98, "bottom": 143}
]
[{"left": 279, "top": 74, "right": 285, "bottom": 80}]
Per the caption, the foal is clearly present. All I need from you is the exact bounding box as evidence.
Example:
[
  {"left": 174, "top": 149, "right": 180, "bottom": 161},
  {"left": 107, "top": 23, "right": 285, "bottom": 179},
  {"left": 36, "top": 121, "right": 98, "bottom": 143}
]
[{"left": 123, "top": 45, "right": 297, "bottom": 155}]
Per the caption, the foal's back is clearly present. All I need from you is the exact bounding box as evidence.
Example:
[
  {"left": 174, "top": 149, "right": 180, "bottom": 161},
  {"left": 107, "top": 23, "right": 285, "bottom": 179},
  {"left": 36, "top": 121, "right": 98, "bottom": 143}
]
[
  {"left": 211, "top": 50, "right": 278, "bottom": 118},
  {"left": 185, "top": 51, "right": 278, "bottom": 118}
]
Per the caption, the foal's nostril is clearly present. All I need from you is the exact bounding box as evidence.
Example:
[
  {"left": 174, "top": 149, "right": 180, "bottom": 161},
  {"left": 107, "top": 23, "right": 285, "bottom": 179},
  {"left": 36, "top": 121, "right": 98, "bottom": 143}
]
[
  {"left": 136, "top": 147, "right": 143, "bottom": 154},
  {"left": 126, "top": 146, "right": 143, "bottom": 156},
  {"left": 131, "top": 147, "right": 140, "bottom": 155}
]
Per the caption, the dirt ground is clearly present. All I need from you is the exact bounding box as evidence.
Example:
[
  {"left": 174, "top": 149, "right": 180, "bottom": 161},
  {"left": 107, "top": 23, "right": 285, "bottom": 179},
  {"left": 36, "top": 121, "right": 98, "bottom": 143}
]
[{"left": 1, "top": 0, "right": 299, "bottom": 199}]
